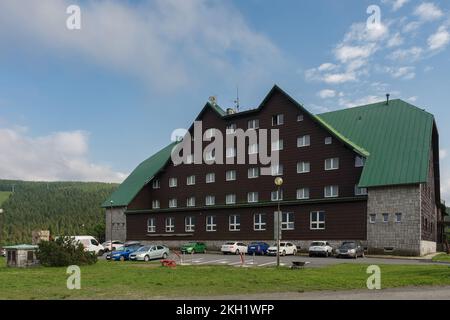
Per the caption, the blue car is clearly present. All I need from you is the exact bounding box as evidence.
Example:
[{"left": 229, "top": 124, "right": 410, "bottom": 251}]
[
  {"left": 247, "top": 242, "right": 270, "bottom": 255},
  {"left": 107, "top": 244, "right": 141, "bottom": 261}
]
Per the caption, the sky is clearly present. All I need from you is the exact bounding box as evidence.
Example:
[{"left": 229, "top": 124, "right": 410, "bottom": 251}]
[{"left": 0, "top": 0, "right": 449, "bottom": 202}]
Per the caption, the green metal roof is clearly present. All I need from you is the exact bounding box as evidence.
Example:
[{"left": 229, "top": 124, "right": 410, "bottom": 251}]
[
  {"left": 101, "top": 142, "right": 178, "bottom": 208},
  {"left": 318, "top": 99, "right": 434, "bottom": 188}
]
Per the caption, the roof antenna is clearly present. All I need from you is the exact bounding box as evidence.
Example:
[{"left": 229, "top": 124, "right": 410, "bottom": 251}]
[
  {"left": 234, "top": 86, "right": 240, "bottom": 112},
  {"left": 386, "top": 93, "right": 390, "bottom": 105}
]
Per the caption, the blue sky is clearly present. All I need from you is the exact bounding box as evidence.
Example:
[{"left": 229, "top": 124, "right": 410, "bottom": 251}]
[{"left": 0, "top": 0, "right": 449, "bottom": 200}]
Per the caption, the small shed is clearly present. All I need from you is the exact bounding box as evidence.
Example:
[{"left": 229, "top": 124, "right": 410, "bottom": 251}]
[{"left": 4, "top": 244, "right": 39, "bottom": 268}]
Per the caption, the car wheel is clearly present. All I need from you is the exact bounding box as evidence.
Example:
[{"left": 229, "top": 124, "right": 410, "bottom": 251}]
[
  {"left": 293, "top": 249, "right": 297, "bottom": 256},
  {"left": 162, "top": 253, "right": 168, "bottom": 259},
  {"left": 144, "top": 255, "right": 150, "bottom": 262},
  {"left": 309, "top": 253, "right": 313, "bottom": 257},
  {"left": 120, "top": 256, "right": 125, "bottom": 262},
  {"left": 282, "top": 250, "right": 286, "bottom": 256},
  {"left": 203, "top": 249, "right": 206, "bottom": 254},
  {"left": 235, "top": 249, "right": 240, "bottom": 255}
]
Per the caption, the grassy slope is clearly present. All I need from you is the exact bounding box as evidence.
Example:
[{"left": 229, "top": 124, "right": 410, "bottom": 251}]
[
  {"left": 432, "top": 254, "right": 450, "bottom": 262},
  {"left": 1, "top": 258, "right": 450, "bottom": 299},
  {"left": 0, "top": 191, "right": 11, "bottom": 206}
]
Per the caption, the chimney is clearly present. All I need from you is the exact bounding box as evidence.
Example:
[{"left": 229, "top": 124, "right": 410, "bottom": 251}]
[
  {"left": 386, "top": 93, "right": 390, "bottom": 105},
  {"left": 226, "top": 108, "right": 236, "bottom": 115}
]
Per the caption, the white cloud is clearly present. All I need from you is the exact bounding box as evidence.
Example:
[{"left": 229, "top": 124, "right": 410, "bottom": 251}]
[
  {"left": 385, "top": 66, "right": 416, "bottom": 79},
  {"left": 407, "top": 96, "right": 418, "bottom": 102},
  {"left": 0, "top": 127, "right": 126, "bottom": 182},
  {"left": 387, "top": 33, "right": 404, "bottom": 47},
  {"left": 441, "top": 162, "right": 450, "bottom": 202},
  {"left": 317, "top": 89, "right": 337, "bottom": 99},
  {"left": 428, "top": 26, "right": 450, "bottom": 51},
  {"left": 382, "top": 0, "right": 409, "bottom": 11},
  {"left": 414, "top": 2, "right": 443, "bottom": 21},
  {"left": 441, "top": 149, "right": 448, "bottom": 160},
  {"left": 323, "top": 72, "right": 357, "bottom": 84},
  {"left": 403, "top": 21, "right": 422, "bottom": 33},
  {"left": 339, "top": 95, "right": 382, "bottom": 108},
  {"left": 318, "top": 63, "right": 338, "bottom": 72},
  {"left": 334, "top": 44, "right": 376, "bottom": 63},
  {"left": 0, "top": 0, "right": 282, "bottom": 92},
  {"left": 389, "top": 46, "right": 424, "bottom": 61}
]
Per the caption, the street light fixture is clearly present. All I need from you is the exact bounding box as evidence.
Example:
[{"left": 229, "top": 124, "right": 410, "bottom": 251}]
[{"left": 274, "top": 177, "right": 283, "bottom": 267}]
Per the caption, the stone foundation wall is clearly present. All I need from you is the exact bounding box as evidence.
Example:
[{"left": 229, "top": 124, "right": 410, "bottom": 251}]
[
  {"left": 367, "top": 185, "right": 427, "bottom": 256},
  {"left": 420, "top": 240, "right": 436, "bottom": 256},
  {"left": 105, "top": 207, "right": 127, "bottom": 242}
]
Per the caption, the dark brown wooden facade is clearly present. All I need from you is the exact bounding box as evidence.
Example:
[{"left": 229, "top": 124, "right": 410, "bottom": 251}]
[{"left": 125, "top": 88, "right": 368, "bottom": 242}]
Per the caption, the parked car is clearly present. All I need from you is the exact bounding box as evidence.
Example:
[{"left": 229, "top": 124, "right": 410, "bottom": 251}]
[
  {"left": 247, "top": 242, "right": 270, "bottom": 255},
  {"left": 1, "top": 247, "right": 5, "bottom": 257},
  {"left": 335, "top": 241, "right": 365, "bottom": 258},
  {"left": 221, "top": 242, "right": 248, "bottom": 255},
  {"left": 70, "top": 236, "right": 105, "bottom": 256},
  {"left": 106, "top": 244, "right": 142, "bottom": 261},
  {"left": 308, "top": 241, "right": 333, "bottom": 257},
  {"left": 124, "top": 240, "right": 141, "bottom": 247},
  {"left": 102, "top": 240, "right": 124, "bottom": 252},
  {"left": 267, "top": 242, "right": 297, "bottom": 256},
  {"left": 180, "top": 242, "right": 206, "bottom": 254},
  {"left": 130, "top": 245, "right": 170, "bottom": 261}
]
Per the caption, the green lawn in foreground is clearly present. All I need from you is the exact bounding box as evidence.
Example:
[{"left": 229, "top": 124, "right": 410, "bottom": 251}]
[
  {"left": 0, "top": 257, "right": 450, "bottom": 299},
  {"left": 432, "top": 254, "right": 450, "bottom": 262},
  {"left": 0, "top": 191, "right": 11, "bottom": 206}
]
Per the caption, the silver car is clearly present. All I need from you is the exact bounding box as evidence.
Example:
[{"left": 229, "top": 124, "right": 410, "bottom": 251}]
[{"left": 129, "top": 245, "right": 170, "bottom": 261}]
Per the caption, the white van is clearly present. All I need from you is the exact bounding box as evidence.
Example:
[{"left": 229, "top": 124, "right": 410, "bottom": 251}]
[{"left": 71, "top": 236, "right": 105, "bottom": 256}]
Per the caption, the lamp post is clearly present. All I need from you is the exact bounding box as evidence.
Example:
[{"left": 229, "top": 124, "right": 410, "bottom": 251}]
[
  {"left": 274, "top": 177, "right": 283, "bottom": 267},
  {"left": 109, "top": 200, "right": 114, "bottom": 260},
  {"left": 0, "top": 209, "right": 3, "bottom": 247}
]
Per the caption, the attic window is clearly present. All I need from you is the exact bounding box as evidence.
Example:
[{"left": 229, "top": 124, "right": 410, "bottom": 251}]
[
  {"left": 152, "top": 179, "right": 160, "bottom": 189},
  {"left": 325, "top": 137, "right": 332, "bottom": 145},
  {"left": 355, "top": 156, "right": 365, "bottom": 167},
  {"left": 297, "top": 114, "right": 304, "bottom": 122}
]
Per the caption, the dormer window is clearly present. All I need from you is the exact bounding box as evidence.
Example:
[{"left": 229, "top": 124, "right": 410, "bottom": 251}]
[{"left": 272, "top": 114, "right": 284, "bottom": 126}]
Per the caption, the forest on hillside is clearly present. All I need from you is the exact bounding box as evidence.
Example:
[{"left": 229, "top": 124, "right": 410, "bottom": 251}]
[{"left": 0, "top": 180, "right": 118, "bottom": 245}]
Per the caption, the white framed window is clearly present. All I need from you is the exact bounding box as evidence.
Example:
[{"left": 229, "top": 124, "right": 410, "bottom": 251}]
[
  {"left": 229, "top": 214, "right": 240, "bottom": 231},
  {"left": 226, "top": 123, "right": 237, "bottom": 134},
  {"left": 271, "top": 164, "right": 283, "bottom": 176},
  {"left": 206, "top": 215, "right": 217, "bottom": 232},
  {"left": 186, "top": 154, "right": 194, "bottom": 164},
  {"left": 205, "top": 149, "right": 216, "bottom": 161},
  {"left": 206, "top": 172, "right": 215, "bottom": 183},
  {"left": 248, "top": 167, "right": 259, "bottom": 179},
  {"left": 271, "top": 139, "right": 284, "bottom": 151},
  {"left": 165, "top": 217, "right": 175, "bottom": 232},
  {"left": 248, "top": 143, "right": 259, "bottom": 155},
  {"left": 281, "top": 212, "right": 294, "bottom": 230},
  {"left": 369, "top": 214, "right": 376, "bottom": 223},
  {"left": 271, "top": 189, "right": 283, "bottom": 201},
  {"left": 395, "top": 212, "right": 402, "bottom": 223},
  {"left": 186, "top": 196, "right": 195, "bottom": 207},
  {"left": 152, "top": 200, "right": 160, "bottom": 209},
  {"left": 248, "top": 119, "right": 259, "bottom": 129},
  {"left": 226, "top": 170, "right": 236, "bottom": 181},
  {"left": 169, "top": 198, "right": 177, "bottom": 208},
  {"left": 297, "top": 161, "right": 310, "bottom": 173},
  {"left": 297, "top": 114, "right": 304, "bottom": 122},
  {"left": 187, "top": 175, "right": 196, "bottom": 185},
  {"left": 355, "top": 185, "right": 368, "bottom": 196},
  {"left": 310, "top": 211, "right": 325, "bottom": 230},
  {"left": 325, "top": 137, "right": 332, "bottom": 144},
  {"left": 147, "top": 218, "right": 156, "bottom": 233},
  {"left": 254, "top": 213, "right": 266, "bottom": 231},
  {"left": 247, "top": 192, "right": 259, "bottom": 203},
  {"left": 226, "top": 194, "right": 236, "bottom": 204},
  {"left": 324, "top": 185, "right": 339, "bottom": 198},
  {"left": 382, "top": 213, "right": 389, "bottom": 223},
  {"left": 169, "top": 177, "right": 177, "bottom": 188},
  {"left": 296, "top": 188, "right": 310, "bottom": 200},
  {"left": 152, "top": 179, "right": 160, "bottom": 189},
  {"left": 205, "top": 128, "right": 215, "bottom": 139},
  {"left": 297, "top": 135, "right": 310, "bottom": 147},
  {"left": 185, "top": 216, "right": 195, "bottom": 232},
  {"left": 226, "top": 147, "right": 236, "bottom": 158},
  {"left": 272, "top": 114, "right": 284, "bottom": 126},
  {"left": 355, "top": 156, "right": 365, "bottom": 167},
  {"left": 325, "top": 157, "right": 339, "bottom": 170},
  {"left": 205, "top": 195, "right": 215, "bottom": 206}
]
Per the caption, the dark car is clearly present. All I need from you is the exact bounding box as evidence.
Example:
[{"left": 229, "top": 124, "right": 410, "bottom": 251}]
[
  {"left": 336, "top": 241, "right": 365, "bottom": 258},
  {"left": 106, "top": 244, "right": 142, "bottom": 261},
  {"left": 247, "top": 242, "right": 270, "bottom": 255}
]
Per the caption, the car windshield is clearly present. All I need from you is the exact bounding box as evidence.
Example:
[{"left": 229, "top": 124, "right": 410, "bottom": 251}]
[
  {"left": 225, "top": 242, "right": 235, "bottom": 245},
  {"left": 114, "top": 247, "right": 125, "bottom": 252},
  {"left": 273, "top": 243, "right": 286, "bottom": 247},
  {"left": 136, "top": 246, "right": 150, "bottom": 252},
  {"left": 250, "top": 243, "right": 260, "bottom": 246},
  {"left": 311, "top": 242, "right": 324, "bottom": 246},
  {"left": 341, "top": 242, "right": 356, "bottom": 248}
]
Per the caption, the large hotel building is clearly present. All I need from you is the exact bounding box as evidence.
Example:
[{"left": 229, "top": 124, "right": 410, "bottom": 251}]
[{"left": 103, "top": 85, "right": 446, "bottom": 256}]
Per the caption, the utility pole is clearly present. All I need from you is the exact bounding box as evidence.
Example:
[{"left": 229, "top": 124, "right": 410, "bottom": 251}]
[
  {"left": 274, "top": 177, "right": 283, "bottom": 267},
  {"left": 0, "top": 209, "right": 3, "bottom": 247},
  {"left": 109, "top": 200, "right": 114, "bottom": 259}
]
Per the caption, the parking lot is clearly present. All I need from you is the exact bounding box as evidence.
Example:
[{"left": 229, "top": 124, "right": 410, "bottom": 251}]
[{"left": 101, "top": 252, "right": 443, "bottom": 268}]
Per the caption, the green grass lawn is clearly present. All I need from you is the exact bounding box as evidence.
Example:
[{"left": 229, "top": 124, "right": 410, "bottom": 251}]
[
  {"left": 0, "top": 191, "right": 11, "bottom": 206},
  {"left": 432, "top": 254, "right": 450, "bottom": 262},
  {"left": 1, "top": 257, "right": 450, "bottom": 299}
]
